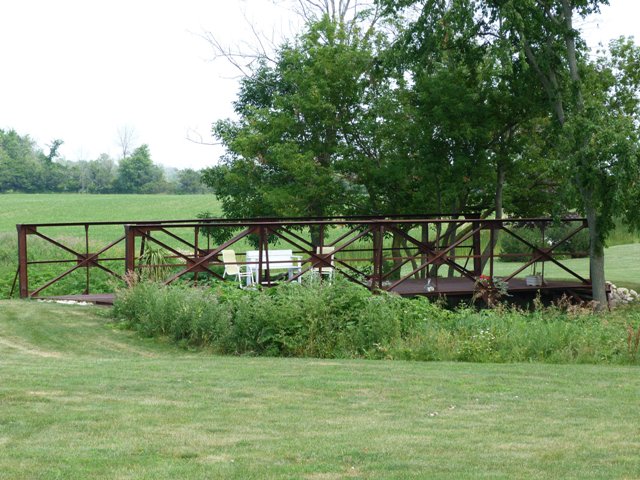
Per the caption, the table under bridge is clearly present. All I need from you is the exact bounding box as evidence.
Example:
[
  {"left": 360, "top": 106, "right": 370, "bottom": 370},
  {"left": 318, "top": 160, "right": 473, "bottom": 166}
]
[{"left": 12, "top": 214, "right": 595, "bottom": 305}]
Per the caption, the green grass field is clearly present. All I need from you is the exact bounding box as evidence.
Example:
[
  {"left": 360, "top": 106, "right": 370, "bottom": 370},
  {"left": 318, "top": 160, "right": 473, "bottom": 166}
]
[
  {"left": 0, "top": 194, "right": 219, "bottom": 297},
  {"left": 491, "top": 243, "right": 640, "bottom": 292},
  {"left": 1, "top": 300, "right": 639, "bottom": 479},
  {"left": 0, "top": 193, "right": 221, "bottom": 239}
]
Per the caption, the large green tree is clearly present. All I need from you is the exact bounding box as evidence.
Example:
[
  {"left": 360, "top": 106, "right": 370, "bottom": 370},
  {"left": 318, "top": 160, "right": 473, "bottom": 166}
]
[
  {"left": 379, "top": 0, "right": 640, "bottom": 305},
  {"left": 380, "top": 0, "right": 564, "bottom": 218},
  {"left": 483, "top": 0, "right": 640, "bottom": 306},
  {"left": 204, "top": 0, "right": 639, "bottom": 302},
  {"left": 0, "top": 129, "right": 46, "bottom": 192},
  {"left": 176, "top": 168, "right": 209, "bottom": 194},
  {"left": 114, "top": 145, "right": 166, "bottom": 194},
  {"left": 202, "top": 17, "right": 381, "bottom": 241}
]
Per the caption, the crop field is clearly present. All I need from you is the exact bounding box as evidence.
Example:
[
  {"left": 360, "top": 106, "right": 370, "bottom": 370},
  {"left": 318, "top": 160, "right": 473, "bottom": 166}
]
[{"left": 1, "top": 300, "right": 639, "bottom": 479}]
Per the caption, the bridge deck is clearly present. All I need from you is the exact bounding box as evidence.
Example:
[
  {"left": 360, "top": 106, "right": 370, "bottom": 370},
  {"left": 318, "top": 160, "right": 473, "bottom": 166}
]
[
  {"left": 389, "top": 277, "right": 593, "bottom": 297},
  {"left": 37, "top": 277, "right": 597, "bottom": 306}
]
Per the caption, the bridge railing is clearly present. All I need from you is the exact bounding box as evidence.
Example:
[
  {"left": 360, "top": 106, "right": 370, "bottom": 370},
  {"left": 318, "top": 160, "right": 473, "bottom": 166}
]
[{"left": 14, "top": 215, "right": 590, "bottom": 298}]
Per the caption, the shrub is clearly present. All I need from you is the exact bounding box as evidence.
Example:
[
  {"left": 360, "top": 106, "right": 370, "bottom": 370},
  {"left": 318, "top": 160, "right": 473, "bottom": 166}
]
[
  {"left": 111, "top": 279, "right": 640, "bottom": 364},
  {"left": 138, "top": 245, "right": 173, "bottom": 282},
  {"left": 113, "top": 282, "right": 232, "bottom": 345}
]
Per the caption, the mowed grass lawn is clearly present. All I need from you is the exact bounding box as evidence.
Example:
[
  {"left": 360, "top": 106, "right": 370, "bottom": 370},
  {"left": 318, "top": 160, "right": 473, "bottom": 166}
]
[
  {"left": 1, "top": 301, "right": 639, "bottom": 479},
  {"left": 492, "top": 243, "right": 640, "bottom": 292}
]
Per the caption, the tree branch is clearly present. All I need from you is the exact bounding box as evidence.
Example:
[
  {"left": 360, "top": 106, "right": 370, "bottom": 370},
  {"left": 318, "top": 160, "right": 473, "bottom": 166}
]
[
  {"left": 186, "top": 128, "right": 222, "bottom": 146},
  {"left": 522, "top": 37, "right": 566, "bottom": 125}
]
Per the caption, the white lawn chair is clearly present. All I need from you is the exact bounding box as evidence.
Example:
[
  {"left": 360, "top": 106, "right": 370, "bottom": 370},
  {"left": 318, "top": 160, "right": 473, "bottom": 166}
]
[
  {"left": 222, "top": 249, "right": 253, "bottom": 287},
  {"left": 311, "top": 246, "right": 335, "bottom": 280}
]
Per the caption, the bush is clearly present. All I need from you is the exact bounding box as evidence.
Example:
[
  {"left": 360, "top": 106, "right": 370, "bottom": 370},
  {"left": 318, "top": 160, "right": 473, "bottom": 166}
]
[
  {"left": 113, "top": 281, "right": 232, "bottom": 344},
  {"left": 111, "top": 279, "right": 640, "bottom": 364}
]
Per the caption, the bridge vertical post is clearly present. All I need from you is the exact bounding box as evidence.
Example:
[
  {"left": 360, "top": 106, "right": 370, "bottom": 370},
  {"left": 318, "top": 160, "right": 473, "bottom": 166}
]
[
  {"left": 318, "top": 223, "right": 325, "bottom": 277},
  {"left": 264, "top": 226, "right": 271, "bottom": 287},
  {"left": 421, "top": 221, "right": 429, "bottom": 279},
  {"left": 194, "top": 225, "right": 200, "bottom": 286},
  {"left": 17, "top": 224, "right": 29, "bottom": 298},
  {"left": 258, "top": 226, "right": 265, "bottom": 286},
  {"left": 379, "top": 224, "right": 385, "bottom": 288},
  {"left": 466, "top": 214, "right": 482, "bottom": 277},
  {"left": 474, "top": 224, "right": 482, "bottom": 277},
  {"left": 372, "top": 223, "right": 383, "bottom": 290},
  {"left": 489, "top": 225, "right": 495, "bottom": 279},
  {"left": 124, "top": 225, "right": 136, "bottom": 278},
  {"left": 84, "top": 224, "right": 90, "bottom": 294}
]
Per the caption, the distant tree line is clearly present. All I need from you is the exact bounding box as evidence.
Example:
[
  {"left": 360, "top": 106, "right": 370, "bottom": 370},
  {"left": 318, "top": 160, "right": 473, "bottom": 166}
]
[{"left": 0, "top": 129, "right": 210, "bottom": 194}]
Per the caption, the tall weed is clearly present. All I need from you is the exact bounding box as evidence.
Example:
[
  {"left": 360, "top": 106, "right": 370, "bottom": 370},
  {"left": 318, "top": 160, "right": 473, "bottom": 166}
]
[{"left": 111, "top": 279, "right": 640, "bottom": 364}]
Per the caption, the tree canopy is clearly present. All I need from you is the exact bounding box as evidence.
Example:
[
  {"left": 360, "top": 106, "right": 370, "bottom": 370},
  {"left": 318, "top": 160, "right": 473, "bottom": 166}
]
[
  {"left": 203, "top": 1, "right": 640, "bottom": 302},
  {"left": 203, "top": 18, "right": 380, "bottom": 220}
]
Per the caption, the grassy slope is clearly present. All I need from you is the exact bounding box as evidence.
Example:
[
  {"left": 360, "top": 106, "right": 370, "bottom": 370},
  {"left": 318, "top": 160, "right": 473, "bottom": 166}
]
[{"left": 1, "top": 300, "right": 639, "bottom": 479}]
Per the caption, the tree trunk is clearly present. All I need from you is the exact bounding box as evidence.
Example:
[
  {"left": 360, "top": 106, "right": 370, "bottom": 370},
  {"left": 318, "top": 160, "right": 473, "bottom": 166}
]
[
  {"left": 480, "top": 159, "right": 505, "bottom": 272},
  {"left": 561, "top": 0, "right": 605, "bottom": 306},
  {"left": 309, "top": 202, "right": 325, "bottom": 247},
  {"left": 310, "top": 225, "right": 323, "bottom": 248},
  {"left": 585, "top": 199, "right": 607, "bottom": 309},
  {"left": 390, "top": 231, "right": 404, "bottom": 280},
  {"left": 429, "top": 219, "right": 443, "bottom": 278}
]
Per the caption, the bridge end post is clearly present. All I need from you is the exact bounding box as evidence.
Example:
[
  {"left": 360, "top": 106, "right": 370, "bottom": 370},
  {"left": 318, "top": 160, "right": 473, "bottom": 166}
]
[{"left": 16, "top": 224, "right": 29, "bottom": 298}]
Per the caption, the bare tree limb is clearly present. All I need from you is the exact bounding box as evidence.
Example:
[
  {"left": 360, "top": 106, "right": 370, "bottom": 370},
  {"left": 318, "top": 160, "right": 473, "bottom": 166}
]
[
  {"left": 242, "top": 9, "right": 278, "bottom": 64},
  {"left": 198, "top": 5, "right": 283, "bottom": 79},
  {"left": 186, "top": 128, "right": 222, "bottom": 146},
  {"left": 116, "top": 125, "right": 137, "bottom": 159}
]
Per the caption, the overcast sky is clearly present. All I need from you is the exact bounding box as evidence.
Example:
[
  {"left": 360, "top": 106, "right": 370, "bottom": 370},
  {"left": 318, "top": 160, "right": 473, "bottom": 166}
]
[{"left": 0, "top": 0, "right": 638, "bottom": 170}]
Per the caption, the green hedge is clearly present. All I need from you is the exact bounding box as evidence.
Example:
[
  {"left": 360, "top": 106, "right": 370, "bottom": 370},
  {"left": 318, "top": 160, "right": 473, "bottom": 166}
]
[{"left": 111, "top": 279, "right": 640, "bottom": 364}]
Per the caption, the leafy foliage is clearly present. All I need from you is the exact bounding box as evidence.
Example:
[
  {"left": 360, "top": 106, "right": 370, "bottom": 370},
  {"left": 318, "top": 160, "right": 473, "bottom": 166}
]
[
  {"left": 113, "top": 280, "right": 640, "bottom": 364},
  {"left": 114, "top": 145, "right": 166, "bottom": 194},
  {"left": 203, "top": 18, "right": 379, "bottom": 221},
  {"left": 0, "top": 129, "right": 209, "bottom": 194},
  {"left": 138, "top": 245, "right": 173, "bottom": 282},
  {"left": 0, "top": 129, "right": 52, "bottom": 192}
]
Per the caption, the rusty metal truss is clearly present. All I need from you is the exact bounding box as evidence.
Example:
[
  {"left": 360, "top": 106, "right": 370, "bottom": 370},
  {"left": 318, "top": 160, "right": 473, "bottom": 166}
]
[{"left": 13, "top": 215, "right": 591, "bottom": 302}]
